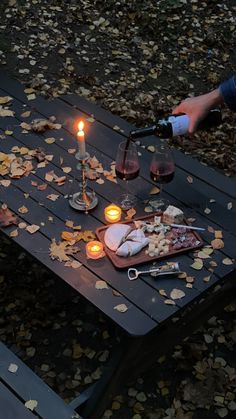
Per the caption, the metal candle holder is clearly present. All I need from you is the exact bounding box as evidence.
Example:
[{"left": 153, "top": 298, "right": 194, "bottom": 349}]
[{"left": 69, "top": 151, "right": 98, "bottom": 212}]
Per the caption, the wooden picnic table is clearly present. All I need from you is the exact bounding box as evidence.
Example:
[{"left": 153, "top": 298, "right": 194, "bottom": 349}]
[{"left": 0, "top": 71, "right": 236, "bottom": 419}]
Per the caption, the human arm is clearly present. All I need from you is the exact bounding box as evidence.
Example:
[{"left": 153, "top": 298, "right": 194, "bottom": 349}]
[{"left": 172, "top": 74, "right": 236, "bottom": 134}]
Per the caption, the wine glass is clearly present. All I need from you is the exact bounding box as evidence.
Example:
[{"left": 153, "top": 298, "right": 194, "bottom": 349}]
[
  {"left": 115, "top": 140, "right": 140, "bottom": 209},
  {"left": 149, "top": 142, "right": 175, "bottom": 211}
]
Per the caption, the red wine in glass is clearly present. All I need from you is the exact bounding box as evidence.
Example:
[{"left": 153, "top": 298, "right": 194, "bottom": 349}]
[
  {"left": 149, "top": 144, "right": 175, "bottom": 210},
  {"left": 116, "top": 161, "right": 140, "bottom": 181},
  {"left": 115, "top": 141, "right": 140, "bottom": 209},
  {"left": 150, "top": 161, "right": 175, "bottom": 184}
]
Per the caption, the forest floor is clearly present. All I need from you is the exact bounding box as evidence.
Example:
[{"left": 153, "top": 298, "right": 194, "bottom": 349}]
[{"left": 0, "top": 1, "right": 236, "bottom": 418}]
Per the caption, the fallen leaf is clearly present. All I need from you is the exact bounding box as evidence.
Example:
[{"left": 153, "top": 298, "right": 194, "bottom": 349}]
[
  {"left": 47, "top": 194, "right": 60, "bottom": 201},
  {"left": 159, "top": 289, "right": 167, "bottom": 297},
  {"left": 5, "top": 130, "right": 13, "bottom": 135},
  {"left": 21, "top": 110, "right": 31, "bottom": 118},
  {"left": 222, "top": 258, "right": 233, "bottom": 265},
  {"left": 27, "top": 93, "right": 36, "bottom": 101},
  {"left": 125, "top": 208, "right": 136, "bottom": 220},
  {"left": 147, "top": 145, "right": 155, "bottom": 152},
  {"left": 144, "top": 206, "right": 153, "bottom": 213},
  {"left": 62, "top": 166, "right": 72, "bottom": 173},
  {"left": 50, "top": 239, "right": 70, "bottom": 262},
  {"left": 204, "top": 207, "right": 211, "bottom": 214},
  {"left": 197, "top": 250, "right": 211, "bottom": 259},
  {"left": 215, "top": 230, "right": 223, "bottom": 239},
  {"left": 227, "top": 202, "right": 233, "bottom": 210},
  {"left": 26, "top": 224, "right": 40, "bottom": 234},
  {"left": 0, "top": 179, "right": 11, "bottom": 187},
  {"left": 8, "top": 363, "right": 18, "bottom": 373},
  {"left": 211, "top": 238, "right": 224, "bottom": 249},
  {"left": 45, "top": 137, "right": 56, "bottom": 144},
  {"left": 170, "top": 288, "right": 185, "bottom": 300},
  {"left": 64, "top": 260, "right": 82, "bottom": 269},
  {"left": 95, "top": 280, "right": 109, "bottom": 290},
  {"left": 187, "top": 175, "right": 193, "bottom": 183},
  {"left": 114, "top": 304, "right": 128, "bottom": 312},
  {"left": 0, "top": 109, "right": 14, "bottom": 117},
  {"left": 18, "top": 205, "right": 28, "bottom": 214},
  {"left": 96, "top": 178, "right": 105, "bottom": 184},
  {"left": 149, "top": 186, "right": 160, "bottom": 195},
  {"left": 191, "top": 258, "right": 203, "bottom": 270},
  {"left": 0, "top": 96, "right": 12, "bottom": 104},
  {"left": 164, "top": 299, "right": 176, "bottom": 305},
  {"left": 0, "top": 205, "right": 18, "bottom": 227},
  {"left": 9, "top": 229, "right": 18, "bottom": 237},
  {"left": 25, "top": 400, "right": 38, "bottom": 411}
]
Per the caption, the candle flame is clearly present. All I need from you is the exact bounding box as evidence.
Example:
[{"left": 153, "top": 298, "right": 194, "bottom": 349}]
[
  {"left": 91, "top": 244, "right": 100, "bottom": 252},
  {"left": 78, "top": 121, "right": 84, "bottom": 132}
]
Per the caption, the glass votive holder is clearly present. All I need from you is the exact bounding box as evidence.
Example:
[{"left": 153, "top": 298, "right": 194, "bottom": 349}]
[
  {"left": 86, "top": 241, "right": 104, "bottom": 259},
  {"left": 104, "top": 204, "right": 121, "bottom": 223}
]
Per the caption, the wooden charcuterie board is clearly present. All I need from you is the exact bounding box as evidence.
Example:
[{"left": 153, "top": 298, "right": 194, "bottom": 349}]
[{"left": 96, "top": 213, "right": 204, "bottom": 269}]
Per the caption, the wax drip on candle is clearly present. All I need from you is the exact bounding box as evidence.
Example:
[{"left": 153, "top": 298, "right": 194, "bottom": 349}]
[{"left": 77, "top": 120, "right": 86, "bottom": 159}]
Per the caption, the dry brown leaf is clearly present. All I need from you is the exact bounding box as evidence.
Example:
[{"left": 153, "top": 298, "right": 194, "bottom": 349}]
[
  {"left": 0, "top": 179, "right": 11, "bottom": 187},
  {"left": 47, "top": 194, "right": 59, "bottom": 201},
  {"left": 159, "top": 289, "right": 167, "bottom": 297},
  {"left": 144, "top": 206, "right": 153, "bottom": 213},
  {"left": 26, "top": 224, "right": 40, "bottom": 234},
  {"left": 170, "top": 288, "right": 185, "bottom": 300},
  {"left": 95, "top": 280, "right": 109, "bottom": 290},
  {"left": 215, "top": 230, "right": 223, "bottom": 239},
  {"left": 18, "top": 206, "right": 28, "bottom": 214},
  {"left": 164, "top": 299, "right": 176, "bottom": 305},
  {"left": 49, "top": 239, "right": 70, "bottom": 262},
  {"left": 187, "top": 175, "right": 193, "bottom": 183},
  {"left": 44, "top": 137, "right": 56, "bottom": 144},
  {"left": 149, "top": 186, "right": 160, "bottom": 195},
  {"left": 222, "top": 258, "right": 233, "bottom": 265},
  {"left": 125, "top": 208, "right": 136, "bottom": 220},
  {"left": 147, "top": 145, "right": 155, "bottom": 152},
  {"left": 197, "top": 250, "right": 211, "bottom": 259},
  {"left": 21, "top": 110, "right": 31, "bottom": 118},
  {"left": 0, "top": 109, "right": 15, "bottom": 117},
  {"left": 114, "top": 303, "right": 128, "bottom": 313},
  {"left": 89, "top": 156, "right": 100, "bottom": 169},
  {"left": 0, "top": 96, "right": 12, "bottom": 104},
  {"left": 203, "top": 275, "right": 211, "bottom": 283},
  {"left": 191, "top": 258, "right": 203, "bottom": 270},
  {"left": 0, "top": 205, "right": 18, "bottom": 227},
  {"left": 64, "top": 260, "right": 82, "bottom": 269},
  {"left": 65, "top": 220, "right": 74, "bottom": 228},
  {"left": 9, "top": 229, "right": 18, "bottom": 238},
  {"left": 211, "top": 238, "right": 224, "bottom": 249},
  {"left": 96, "top": 178, "right": 105, "bottom": 184},
  {"left": 62, "top": 167, "right": 72, "bottom": 174}
]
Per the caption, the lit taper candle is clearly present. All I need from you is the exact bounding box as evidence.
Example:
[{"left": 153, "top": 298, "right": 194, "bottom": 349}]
[{"left": 77, "top": 120, "right": 86, "bottom": 159}]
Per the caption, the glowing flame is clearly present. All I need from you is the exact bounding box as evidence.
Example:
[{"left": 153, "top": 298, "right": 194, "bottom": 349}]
[{"left": 78, "top": 121, "right": 84, "bottom": 132}]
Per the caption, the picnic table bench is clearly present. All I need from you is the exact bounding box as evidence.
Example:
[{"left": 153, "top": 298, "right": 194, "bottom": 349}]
[{"left": 0, "top": 71, "right": 235, "bottom": 419}]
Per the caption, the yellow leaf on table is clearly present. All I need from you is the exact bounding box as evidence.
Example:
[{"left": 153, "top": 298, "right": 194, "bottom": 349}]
[
  {"left": 222, "top": 258, "right": 233, "bottom": 265},
  {"left": 187, "top": 175, "right": 193, "bottom": 183},
  {"left": 44, "top": 137, "right": 56, "bottom": 144},
  {"left": 191, "top": 258, "right": 203, "bottom": 270},
  {"left": 62, "top": 166, "right": 72, "bottom": 174},
  {"left": 10, "top": 229, "right": 18, "bottom": 238},
  {"left": 27, "top": 93, "right": 36, "bottom": 101},
  {"left": 215, "top": 230, "right": 223, "bottom": 239},
  {"left": 0, "top": 180, "right": 11, "bottom": 187},
  {"left": 95, "top": 280, "right": 109, "bottom": 290},
  {"left": 20, "top": 122, "right": 31, "bottom": 131},
  {"left": 21, "top": 110, "right": 31, "bottom": 118},
  {"left": 114, "top": 304, "right": 128, "bottom": 313},
  {"left": 0, "top": 109, "right": 15, "bottom": 117},
  {"left": 49, "top": 239, "right": 70, "bottom": 262},
  {"left": 211, "top": 238, "right": 224, "bottom": 249},
  {"left": 5, "top": 130, "right": 13, "bottom": 135},
  {"left": 26, "top": 224, "right": 40, "bottom": 234},
  {"left": 149, "top": 186, "right": 160, "bottom": 195},
  {"left": 47, "top": 194, "right": 59, "bottom": 201},
  {"left": 25, "top": 400, "right": 38, "bottom": 411},
  {"left": 159, "top": 289, "right": 167, "bottom": 297},
  {"left": 0, "top": 96, "right": 12, "bottom": 104},
  {"left": 24, "top": 88, "right": 35, "bottom": 94},
  {"left": 125, "top": 208, "right": 136, "bottom": 220},
  {"left": 18, "top": 206, "right": 28, "bottom": 214},
  {"left": 164, "top": 299, "right": 176, "bottom": 305},
  {"left": 170, "top": 288, "right": 185, "bottom": 300}
]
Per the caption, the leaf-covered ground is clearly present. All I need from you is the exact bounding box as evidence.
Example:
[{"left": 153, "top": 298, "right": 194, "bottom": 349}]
[
  {"left": 0, "top": 0, "right": 236, "bottom": 175},
  {"left": 1, "top": 1, "right": 236, "bottom": 418}
]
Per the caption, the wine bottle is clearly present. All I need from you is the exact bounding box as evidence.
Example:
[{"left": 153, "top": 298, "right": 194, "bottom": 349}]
[{"left": 129, "top": 109, "right": 222, "bottom": 139}]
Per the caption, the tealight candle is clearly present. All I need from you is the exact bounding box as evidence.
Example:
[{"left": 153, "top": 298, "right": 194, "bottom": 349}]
[
  {"left": 104, "top": 204, "right": 122, "bottom": 223},
  {"left": 77, "top": 120, "right": 86, "bottom": 159},
  {"left": 86, "top": 241, "right": 104, "bottom": 259}
]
